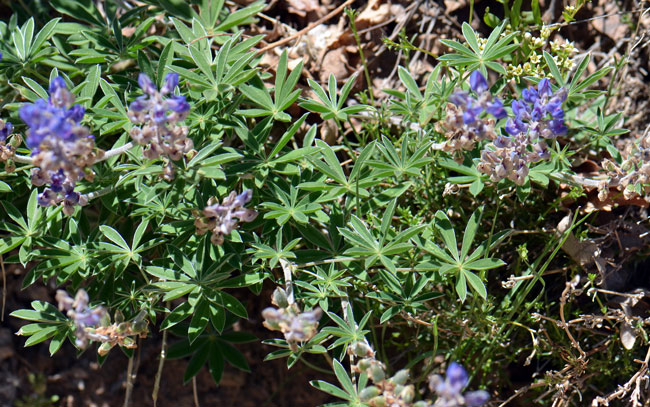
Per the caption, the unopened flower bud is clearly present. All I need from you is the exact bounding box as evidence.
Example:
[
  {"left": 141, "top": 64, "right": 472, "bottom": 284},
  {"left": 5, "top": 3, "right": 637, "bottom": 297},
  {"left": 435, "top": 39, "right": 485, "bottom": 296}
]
[
  {"left": 391, "top": 369, "right": 409, "bottom": 386},
  {"left": 359, "top": 386, "right": 380, "bottom": 401}
]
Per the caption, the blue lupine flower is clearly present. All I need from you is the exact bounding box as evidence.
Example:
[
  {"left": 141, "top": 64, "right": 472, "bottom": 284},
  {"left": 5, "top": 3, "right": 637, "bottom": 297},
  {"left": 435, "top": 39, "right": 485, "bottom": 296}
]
[
  {"left": 450, "top": 71, "right": 507, "bottom": 124},
  {"left": 56, "top": 289, "right": 108, "bottom": 348},
  {"left": 128, "top": 73, "right": 193, "bottom": 179},
  {"left": 476, "top": 78, "right": 567, "bottom": 185},
  {"left": 429, "top": 362, "right": 489, "bottom": 407},
  {"left": 19, "top": 76, "right": 101, "bottom": 214},
  {"left": 195, "top": 190, "right": 258, "bottom": 245},
  {"left": 128, "top": 73, "right": 190, "bottom": 125},
  {"left": 442, "top": 72, "right": 506, "bottom": 156},
  {"left": 0, "top": 120, "right": 12, "bottom": 142},
  {"left": 506, "top": 78, "right": 568, "bottom": 139}
]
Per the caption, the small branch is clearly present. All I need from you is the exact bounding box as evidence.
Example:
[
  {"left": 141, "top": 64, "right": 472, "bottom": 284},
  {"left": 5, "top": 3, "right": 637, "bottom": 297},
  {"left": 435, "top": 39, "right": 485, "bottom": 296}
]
[
  {"left": 84, "top": 186, "right": 114, "bottom": 201},
  {"left": 152, "top": 326, "right": 168, "bottom": 407},
  {"left": 0, "top": 255, "right": 5, "bottom": 322},
  {"left": 123, "top": 355, "right": 136, "bottom": 407},
  {"left": 279, "top": 258, "right": 295, "bottom": 305},
  {"left": 98, "top": 142, "right": 134, "bottom": 162},
  {"left": 13, "top": 154, "right": 33, "bottom": 164},
  {"left": 192, "top": 376, "right": 200, "bottom": 407},
  {"left": 10, "top": 142, "right": 134, "bottom": 167}
]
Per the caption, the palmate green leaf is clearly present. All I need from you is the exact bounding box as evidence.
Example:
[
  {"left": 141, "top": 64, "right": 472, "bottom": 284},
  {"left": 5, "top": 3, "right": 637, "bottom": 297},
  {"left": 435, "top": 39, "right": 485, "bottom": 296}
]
[
  {"left": 463, "top": 269, "right": 487, "bottom": 299},
  {"left": 161, "top": 301, "right": 194, "bottom": 329},
  {"left": 188, "top": 299, "right": 210, "bottom": 344},
  {"left": 434, "top": 211, "right": 458, "bottom": 261},
  {"left": 543, "top": 51, "right": 565, "bottom": 87},
  {"left": 456, "top": 272, "right": 467, "bottom": 302},
  {"left": 462, "top": 22, "right": 481, "bottom": 54},
  {"left": 50, "top": 0, "right": 105, "bottom": 26},
  {"left": 460, "top": 207, "right": 483, "bottom": 260},
  {"left": 311, "top": 379, "right": 353, "bottom": 401},
  {"left": 398, "top": 67, "right": 422, "bottom": 100},
  {"left": 184, "top": 343, "right": 210, "bottom": 382},
  {"left": 464, "top": 258, "right": 506, "bottom": 270},
  {"left": 99, "top": 225, "right": 130, "bottom": 251}
]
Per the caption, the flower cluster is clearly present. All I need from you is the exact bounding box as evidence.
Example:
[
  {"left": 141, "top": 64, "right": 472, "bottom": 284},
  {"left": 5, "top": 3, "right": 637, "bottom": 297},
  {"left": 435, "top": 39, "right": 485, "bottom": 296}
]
[
  {"left": 55, "top": 289, "right": 108, "bottom": 348},
  {"left": 19, "top": 77, "right": 103, "bottom": 214},
  {"left": 441, "top": 72, "right": 506, "bottom": 159},
  {"left": 355, "top": 356, "right": 417, "bottom": 407},
  {"left": 600, "top": 134, "right": 650, "bottom": 201},
  {"left": 262, "top": 287, "right": 322, "bottom": 351},
  {"left": 353, "top": 345, "right": 488, "bottom": 407},
  {"left": 428, "top": 362, "right": 489, "bottom": 407},
  {"left": 194, "top": 190, "right": 258, "bottom": 245},
  {"left": 477, "top": 78, "right": 567, "bottom": 185},
  {"left": 55, "top": 289, "right": 148, "bottom": 355},
  {"left": 128, "top": 73, "right": 192, "bottom": 180}
]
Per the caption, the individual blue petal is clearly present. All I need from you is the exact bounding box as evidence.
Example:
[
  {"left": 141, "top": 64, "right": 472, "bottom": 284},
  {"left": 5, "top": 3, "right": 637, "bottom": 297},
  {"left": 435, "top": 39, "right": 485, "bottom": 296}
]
[
  {"left": 0, "top": 121, "right": 11, "bottom": 141},
  {"left": 138, "top": 73, "right": 157, "bottom": 95},
  {"left": 160, "top": 73, "right": 179, "bottom": 94},
  {"left": 469, "top": 71, "right": 488, "bottom": 93},
  {"left": 153, "top": 104, "right": 167, "bottom": 123},
  {"left": 49, "top": 76, "right": 67, "bottom": 95},
  {"left": 463, "top": 101, "right": 483, "bottom": 124},
  {"left": 166, "top": 95, "right": 190, "bottom": 113},
  {"left": 486, "top": 99, "right": 506, "bottom": 119},
  {"left": 521, "top": 88, "right": 538, "bottom": 104},
  {"left": 538, "top": 78, "right": 552, "bottom": 97},
  {"left": 66, "top": 105, "right": 86, "bottom": 124},
  {"left": 549, "top": 119, "right": 567, "bottom": 135},
  {"left": 130, "top": 96, "right": 149, "bottom": 112},
  {"left": 234, "top": 190, "right": 253, "bottom": 206},
  {"left": 465, "top": 390, "right": 490, "bottom": 407},
  {"left": 446, "top": 362, "right": 468, "bottom": 395},
  {"left": 506, "top": 118, "right": 527, "bottom": 136},
  {"left": 449, "top": 91, "right": 470, "bottom": 107}
]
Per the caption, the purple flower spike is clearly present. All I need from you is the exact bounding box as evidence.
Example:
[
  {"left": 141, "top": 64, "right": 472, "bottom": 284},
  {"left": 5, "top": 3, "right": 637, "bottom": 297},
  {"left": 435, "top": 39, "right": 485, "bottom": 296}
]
[
  {"left": 19, "top": 74, "right": 100, "bottom": 213},
  {"left": 469, "top": 71, "right": 488, "bottom": 93},
  {"left": 128, "top": 72, "right": 193, "bottom": 178}
]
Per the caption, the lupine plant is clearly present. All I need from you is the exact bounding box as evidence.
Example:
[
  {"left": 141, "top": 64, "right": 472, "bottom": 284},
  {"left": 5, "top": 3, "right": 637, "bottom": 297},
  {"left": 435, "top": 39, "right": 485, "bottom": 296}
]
[{"left": 1, "top": 2, "right": 649, "bottom": 407}]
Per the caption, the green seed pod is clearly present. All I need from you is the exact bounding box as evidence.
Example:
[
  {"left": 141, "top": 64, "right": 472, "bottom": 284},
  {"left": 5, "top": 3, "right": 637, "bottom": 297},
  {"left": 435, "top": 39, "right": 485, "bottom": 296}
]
[
  {"left": 391, "top": 369, "right": 409, "bottom": 385},
  {"left": 370, "top": 364, "right": 386, "bottom": 382},
  {"left": 357, "top": 358, "right": 372, "bottom": 371},
  {"left": 369, "top": 395, "right": 386, "bottom": 407},
  {"left": 98, "top": 342, "right": 113, "bottom": 356},
  {"left": 117, "top": 322, "right": 129, "bottom": 333},
  {"left": 413, "top": 401, "right": 429, "bottom": 407},
  {"left": 272, "top": 287, "right": 289, "bottom": 308},
  {"left": 352, "top": 341, "right": 372, "bottom": 357},
  {"left": 132, "top": 320, "right": 148, "bottom": 333},
  {"left": 394, "top": 384, "right": 404, "bottom": 396},
  {"left": 114, "top": 309, "right": 125, "bottom": 323},
  {"left": 359, "top": 386, "right": 380, "bottom": 401},
  {"left": 400, "top": 385, "right": 415, "bottom": 404}
]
